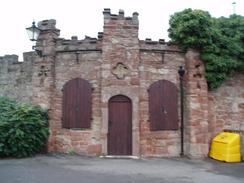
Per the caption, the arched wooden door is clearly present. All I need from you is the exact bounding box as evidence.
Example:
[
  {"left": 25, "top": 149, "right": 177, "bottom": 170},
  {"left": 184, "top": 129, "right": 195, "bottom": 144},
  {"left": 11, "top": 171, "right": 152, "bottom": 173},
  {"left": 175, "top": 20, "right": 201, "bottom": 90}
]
[
  {"left": 149, "top": 80, "right": 178, "bottom": 130},
  {"left": 108, "top": 95, "right": 132, "bottom": 155},
  {"left": 62, "top": 78, "right": 91, "bottom": 129}
]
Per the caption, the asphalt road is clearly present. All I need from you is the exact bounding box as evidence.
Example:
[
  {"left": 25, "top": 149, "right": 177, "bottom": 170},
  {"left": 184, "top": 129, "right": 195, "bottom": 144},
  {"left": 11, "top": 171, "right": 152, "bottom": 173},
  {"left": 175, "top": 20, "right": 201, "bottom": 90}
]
[{"left": 0, "top": 154, "right": 244, "bottom": 183}]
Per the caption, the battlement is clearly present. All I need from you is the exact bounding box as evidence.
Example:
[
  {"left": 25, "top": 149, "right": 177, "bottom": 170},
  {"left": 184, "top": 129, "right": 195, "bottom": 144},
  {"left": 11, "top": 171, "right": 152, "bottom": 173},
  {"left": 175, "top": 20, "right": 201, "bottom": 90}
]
[
  {"left": 38, "top": 19, "right": 59, "bottom": 31},
  {"left": 103, "top": 8, "right": 139, "bottom": 25},
  {"left": 55, "top": 34, "right": 102, "bottom": 52},
  {"left": 139, "top": 38, "right": 182, "bottom": 53},
  {"left": 0, "top": 52, "right": 36, "bottom": 65},
  {"left": 0, "top": 55, "right": 19, "bottom": 63}
]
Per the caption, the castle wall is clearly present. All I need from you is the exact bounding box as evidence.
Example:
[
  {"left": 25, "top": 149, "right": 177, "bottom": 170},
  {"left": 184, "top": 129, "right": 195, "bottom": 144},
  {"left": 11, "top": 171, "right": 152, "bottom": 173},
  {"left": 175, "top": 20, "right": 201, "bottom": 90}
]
[
  {"left": 139, "top": 41, "right": 185, "bottom": 157},
  {"left": 0, "top": 9, "right": 243, "bottom": 158},
  {"left": 48, "top": 40, "right": 103, "bottom": 155},
  {"left": 184, "top": 50, "right": 209, "bottom": 158},
  {"left": 0, "top": 53, "right": 35, "bottom": 102},
  {"left": 208, "top": 73, "right": 244, "bottom": 159}
]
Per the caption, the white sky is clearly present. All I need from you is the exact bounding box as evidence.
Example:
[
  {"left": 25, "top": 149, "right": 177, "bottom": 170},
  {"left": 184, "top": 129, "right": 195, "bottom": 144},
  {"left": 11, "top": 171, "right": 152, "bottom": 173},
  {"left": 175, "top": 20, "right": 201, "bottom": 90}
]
[{"left": 0, "top": 0, "right": 243, "bottom": 60}]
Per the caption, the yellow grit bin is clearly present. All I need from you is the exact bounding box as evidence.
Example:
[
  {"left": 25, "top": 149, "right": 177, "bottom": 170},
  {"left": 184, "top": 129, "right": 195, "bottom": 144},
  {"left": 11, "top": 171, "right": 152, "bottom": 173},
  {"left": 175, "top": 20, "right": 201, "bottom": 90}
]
[{"left": 209, "top": 132, "right": 241, "bottom": 162}]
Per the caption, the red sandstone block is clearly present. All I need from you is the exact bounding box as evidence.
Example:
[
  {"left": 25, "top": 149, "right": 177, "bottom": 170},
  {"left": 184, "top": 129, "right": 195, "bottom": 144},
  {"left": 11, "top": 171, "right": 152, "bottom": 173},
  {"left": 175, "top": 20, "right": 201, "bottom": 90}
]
[
  {"left": 51, "top": 130, "right": 58, "bottom": 136},
  {"left": 196, "top": 135, "right": 206, "bottom": 143},
  {"left": 71, "top": 131, "right": 91, "bottom": 136},
  {"left": 140, "top": 146, "right": 147, "bottom": 154},
  {"left": 47, "top": 145, "right": 55, "bottom": 152},
  {"left": 70, "top": 136, "right": 82, "bottom": 141},
  {"left": 130, "top": 78, "right": 140, "bottom": 85},
  {"left": 148, "top": 131, "right": 169, "bottom": 139},
  {"left": 93, "top": 109, "right": 101, "bottom": 116},
  {"left": 190, "top": 109, "right": 205, "bottom": 116},
  {"left": 155, "top": 147, "right": 168, "bottom": 155},
  {"left": 87, "top": 144, "right": 102, "bottom": 155},
  {"left": 139, "top": 94, "right": 148, "bottom": 102},
  {"left": 195, "top": 128, "right": 208, "bottom": 134},
  {"left": 100, "top": 102, "right": 107, "bottom": 108},
  {"left": 60, "top": 130, "right": 71, "bottom": 136},
  {"left": 71, "top": 141, "right": 80, "bottom": 146}
]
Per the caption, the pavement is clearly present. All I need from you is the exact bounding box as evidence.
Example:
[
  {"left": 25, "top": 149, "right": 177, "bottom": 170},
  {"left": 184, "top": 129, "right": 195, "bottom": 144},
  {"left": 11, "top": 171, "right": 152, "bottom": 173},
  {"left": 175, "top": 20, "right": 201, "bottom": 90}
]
[{"left": 0, "top": 154, "right": 244, "bottom": 183}]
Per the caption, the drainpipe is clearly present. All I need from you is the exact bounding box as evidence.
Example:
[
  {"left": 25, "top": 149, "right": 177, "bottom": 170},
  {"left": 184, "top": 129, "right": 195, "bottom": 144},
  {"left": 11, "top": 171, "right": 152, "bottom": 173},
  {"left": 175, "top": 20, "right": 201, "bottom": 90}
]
[{"left": 178, "top": 66, "right": 185, "bottom": 156}]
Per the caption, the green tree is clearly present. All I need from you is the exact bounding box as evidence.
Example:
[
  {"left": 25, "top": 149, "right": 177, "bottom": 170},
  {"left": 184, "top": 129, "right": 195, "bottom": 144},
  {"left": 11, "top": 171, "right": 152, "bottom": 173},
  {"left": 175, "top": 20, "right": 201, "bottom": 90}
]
[
  {"left": 168, "top": 9, "right": 244, "bottom": 89},
  {"left": 168, "top": 9, "right": 213, "bottom": 51}
]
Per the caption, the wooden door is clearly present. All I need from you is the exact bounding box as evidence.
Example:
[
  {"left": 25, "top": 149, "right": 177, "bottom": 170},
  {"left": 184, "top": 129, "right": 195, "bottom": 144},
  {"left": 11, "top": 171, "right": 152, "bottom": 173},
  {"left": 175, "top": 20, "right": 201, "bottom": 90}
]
[
  {"left": 62, "top": 78, "right": 91, "bottom": 128},
  {"left": 149, "top": 80, "right": 178, "bottom": 130},
  {"left": 108, "top": 95, "right": 132, "bottom": 155}
]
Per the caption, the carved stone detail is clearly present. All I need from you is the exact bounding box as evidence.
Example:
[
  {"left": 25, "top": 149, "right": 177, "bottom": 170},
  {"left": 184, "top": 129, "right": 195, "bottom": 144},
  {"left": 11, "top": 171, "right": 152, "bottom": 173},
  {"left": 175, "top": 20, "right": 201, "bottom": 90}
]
[
  {"left": 112, "top": 63, "right": 129, "bottom": 79},
  {"left": 38, "top": 65, "right": 50, "bottom": 77}
]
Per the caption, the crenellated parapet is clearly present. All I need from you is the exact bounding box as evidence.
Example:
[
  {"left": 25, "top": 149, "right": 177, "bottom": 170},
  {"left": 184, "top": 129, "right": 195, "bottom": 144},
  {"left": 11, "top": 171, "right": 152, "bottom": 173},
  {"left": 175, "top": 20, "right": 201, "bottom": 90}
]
[
  {"left": 37, "top": 19, "right": 60, "bottom": 35},
  {"left": 139, "top": 38, "right": 183, "bottom": 53},
  {"left": 35, "top": 19, "right": 60, "bottom": 57},
  {"left": 102, "top": 9, "right": 139, "bottom": 41},
  {"left": 0, "top": 53, "right": 35, "bottom": 68},
  {"left": 0, "top": 52, "right": 35, "bottom": 102},
  {"left": 35, "top": 19, "right": 103, "bottom": 54},
  {"left": 0, "top": 54, "right": 19, "bottom": 63},
  {"left": 55, "top": 35, "right": 102, "bottom": 53},
  {"left": 103, "top": 8, "right": 139, "bottom": 26}
]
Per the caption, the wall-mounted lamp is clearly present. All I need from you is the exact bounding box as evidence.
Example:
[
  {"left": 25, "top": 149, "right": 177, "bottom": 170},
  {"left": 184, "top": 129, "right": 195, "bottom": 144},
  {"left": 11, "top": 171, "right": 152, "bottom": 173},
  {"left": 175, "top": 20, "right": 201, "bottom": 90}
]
[{"left": 26, "top": 21, "right": 42, "bottom": 56}]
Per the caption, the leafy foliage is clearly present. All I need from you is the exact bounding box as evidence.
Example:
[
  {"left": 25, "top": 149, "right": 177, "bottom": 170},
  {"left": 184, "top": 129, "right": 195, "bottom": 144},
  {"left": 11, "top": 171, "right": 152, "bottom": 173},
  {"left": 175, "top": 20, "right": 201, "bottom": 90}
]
[
  {"left": 0, "top": 97, "right": 48, "bottom": 158},
  {"left": 168, "top": 9, "right": 244, "bottom": 89},
  {"left": 168, "top": 9, "right": 213, "bottom": 50}
]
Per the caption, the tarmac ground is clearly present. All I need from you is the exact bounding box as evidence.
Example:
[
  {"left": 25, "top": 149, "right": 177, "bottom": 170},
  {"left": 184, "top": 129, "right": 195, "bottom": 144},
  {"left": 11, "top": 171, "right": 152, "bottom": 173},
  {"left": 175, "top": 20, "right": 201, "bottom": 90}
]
[{"left": 0, "top": 154, "right": 243, "bottom": 183}]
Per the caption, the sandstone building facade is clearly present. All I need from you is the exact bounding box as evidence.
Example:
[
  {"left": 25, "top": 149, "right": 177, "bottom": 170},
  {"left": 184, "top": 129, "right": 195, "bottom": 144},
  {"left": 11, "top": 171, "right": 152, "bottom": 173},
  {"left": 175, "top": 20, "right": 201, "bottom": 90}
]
[{"left": 0, "top": 9, "right": 243, "bottom": 158}]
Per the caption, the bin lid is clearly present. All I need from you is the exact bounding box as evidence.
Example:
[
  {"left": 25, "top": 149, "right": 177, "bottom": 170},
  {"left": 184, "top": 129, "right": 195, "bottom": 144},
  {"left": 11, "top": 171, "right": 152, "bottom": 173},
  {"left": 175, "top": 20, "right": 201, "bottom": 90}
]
[{"left": 213, "top": 132, "right": 240, "bottom": 144}]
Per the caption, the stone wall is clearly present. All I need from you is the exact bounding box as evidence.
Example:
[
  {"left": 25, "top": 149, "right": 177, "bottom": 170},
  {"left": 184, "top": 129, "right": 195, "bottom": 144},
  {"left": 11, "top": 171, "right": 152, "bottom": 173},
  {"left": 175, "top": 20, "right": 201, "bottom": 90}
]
[
  {"left": 0, "top": 9, "right": 243, "bottom": 159},
  {"left": 208, "top": 73, "right": 244, "bottom": 159},
  {"left": 33, "top": 20, "right": 103, "bottom": 155},
  {"left": 139, "top": 41, "right": 185, "bottom": 157},
  {"left": 49, "top": 44, "right": 102, "bottom": 155},
  {"left": 37, "top": 9, "right": 190, "bottom": 157},
  {"left": 185, "top": 50, "right": 209, "bottom": 158},
  {"left": 0, "top": 53, "right": 35, "bottom": 102}
]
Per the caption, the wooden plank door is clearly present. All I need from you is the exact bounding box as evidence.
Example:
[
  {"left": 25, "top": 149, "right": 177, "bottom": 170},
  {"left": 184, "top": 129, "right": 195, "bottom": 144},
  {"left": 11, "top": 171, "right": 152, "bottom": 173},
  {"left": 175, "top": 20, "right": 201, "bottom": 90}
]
[
  {"left": 62, "top": 78, "right": 91, "bottom": 128},
  {"left": 149, "top": 80, "right": 178, "bottom": 130},
  {"left": 108, "top": 95, "right": 132, "bottom": 155}
]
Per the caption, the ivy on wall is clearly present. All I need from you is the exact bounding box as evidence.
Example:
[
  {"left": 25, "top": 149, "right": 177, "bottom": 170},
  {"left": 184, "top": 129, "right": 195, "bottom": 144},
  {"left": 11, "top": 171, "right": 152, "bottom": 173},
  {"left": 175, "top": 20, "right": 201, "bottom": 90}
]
[{"left": 168, "top": 8, "right": 244, "bottom": 89}]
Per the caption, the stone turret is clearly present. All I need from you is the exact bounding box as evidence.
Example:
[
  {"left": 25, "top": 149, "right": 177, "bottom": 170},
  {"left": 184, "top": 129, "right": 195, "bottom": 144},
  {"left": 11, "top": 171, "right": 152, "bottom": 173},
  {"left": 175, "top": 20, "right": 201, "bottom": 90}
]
[
  {"left": 37, "top": 19, "right": 58, "bottom": 30},
  {"left": 36, "top": 19, "right": 60, "bottom": 56},
  {"left": 103, "top": 9, "right": 139, "bottom": 38},
  {"left": 100, "top": 9, "right": 140, "bottom": 155}
]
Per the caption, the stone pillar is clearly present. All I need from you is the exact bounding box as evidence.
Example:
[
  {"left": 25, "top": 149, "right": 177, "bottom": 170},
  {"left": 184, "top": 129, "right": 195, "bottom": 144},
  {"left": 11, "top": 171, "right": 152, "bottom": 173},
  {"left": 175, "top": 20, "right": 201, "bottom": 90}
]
[
  {"left": 31, "top": 19, "right": 60, "bottom": 109},
  {"left": 185, "top": 49, "right": 209, "bottom": 158},
  {"left": 31, "top": 19, "right": 60, "bottom": 152},
  {"left": 100, "top": 9, "right": 140, "bottom": 155}
]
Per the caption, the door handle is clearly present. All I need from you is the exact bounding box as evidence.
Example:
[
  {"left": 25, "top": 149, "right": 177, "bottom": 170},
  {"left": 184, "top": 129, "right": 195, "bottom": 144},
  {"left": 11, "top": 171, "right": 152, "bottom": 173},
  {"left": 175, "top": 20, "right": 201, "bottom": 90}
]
[{"left": 162, "top": 107, "right": 167, "bottom": 114}]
